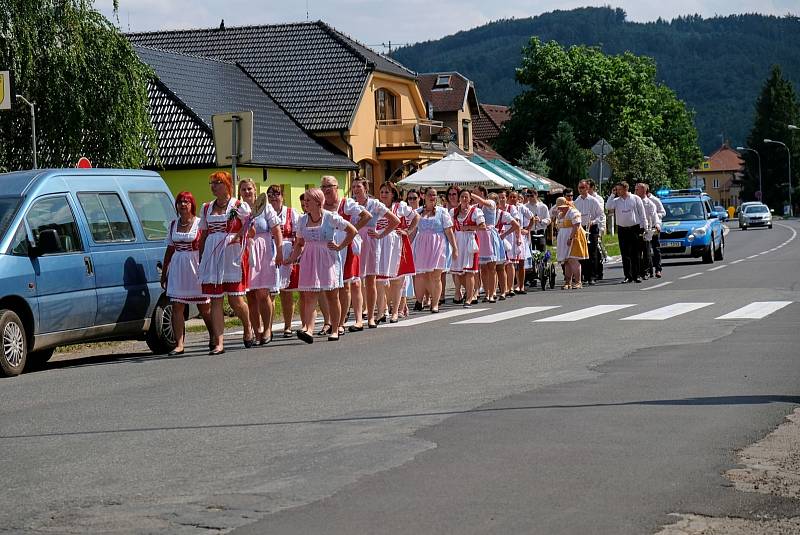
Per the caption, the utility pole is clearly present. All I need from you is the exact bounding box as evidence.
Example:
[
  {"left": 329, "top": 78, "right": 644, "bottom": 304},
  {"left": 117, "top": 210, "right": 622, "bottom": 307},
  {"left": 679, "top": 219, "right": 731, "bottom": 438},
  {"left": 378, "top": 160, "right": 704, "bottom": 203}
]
[{"left": 15, "top": 95, "right": 37, "bottom": 169}]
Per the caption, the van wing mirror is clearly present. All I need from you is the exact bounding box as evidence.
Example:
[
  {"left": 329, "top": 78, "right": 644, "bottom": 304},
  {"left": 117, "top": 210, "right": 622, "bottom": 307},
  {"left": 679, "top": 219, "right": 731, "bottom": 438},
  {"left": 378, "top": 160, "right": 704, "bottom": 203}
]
[{"left": 36, "top": 229, "right": 62, "bottom": 255}]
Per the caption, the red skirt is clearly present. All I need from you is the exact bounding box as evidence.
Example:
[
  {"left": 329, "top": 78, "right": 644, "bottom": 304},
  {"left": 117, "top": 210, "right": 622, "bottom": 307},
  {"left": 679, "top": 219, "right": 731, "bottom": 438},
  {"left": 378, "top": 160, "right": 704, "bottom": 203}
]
[
  {"left": 396, "top": 234, "right": 416, "bottom": 277},
  {"left": 202, "top": 252, "right": 250, "bottom": 296},
  {"left": 343, "top": 246, "right": 360, "bottom": 282}
]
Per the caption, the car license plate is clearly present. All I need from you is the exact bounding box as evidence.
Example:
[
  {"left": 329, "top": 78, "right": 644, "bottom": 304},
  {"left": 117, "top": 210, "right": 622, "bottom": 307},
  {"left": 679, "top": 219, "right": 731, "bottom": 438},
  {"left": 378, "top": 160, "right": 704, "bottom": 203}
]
[{"left": 661, "top": 241, "right": 683, "bottom": 248}]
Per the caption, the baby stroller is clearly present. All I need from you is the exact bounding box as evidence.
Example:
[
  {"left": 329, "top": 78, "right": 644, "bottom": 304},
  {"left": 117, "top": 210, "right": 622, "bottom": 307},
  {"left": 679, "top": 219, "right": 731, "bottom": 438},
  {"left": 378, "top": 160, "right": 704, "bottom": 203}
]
[{"left": 529, "top": 248, "right": 557, "bottom": 290}]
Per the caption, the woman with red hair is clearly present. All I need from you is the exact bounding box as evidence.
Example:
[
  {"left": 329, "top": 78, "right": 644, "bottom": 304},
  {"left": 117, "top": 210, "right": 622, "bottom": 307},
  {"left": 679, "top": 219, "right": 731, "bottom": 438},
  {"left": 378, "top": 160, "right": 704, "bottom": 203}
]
[
  {"left": 160, "top": 191, "right": 211, "bottom": 355},
  {"left": 198, "top": 171, "right": 254, "bottom": 355}
]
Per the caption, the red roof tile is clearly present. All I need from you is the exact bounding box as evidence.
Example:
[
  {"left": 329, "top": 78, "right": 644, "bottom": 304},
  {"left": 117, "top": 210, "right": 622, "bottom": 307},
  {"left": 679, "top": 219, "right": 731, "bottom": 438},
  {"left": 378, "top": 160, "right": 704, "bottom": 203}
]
[
  {"left": 694, "top": 143, "right": 745, "bottom": 173},
  {"left": 418, "top": 72, "right": 479, "bottom": 115},
  {"left": 473, "top": 103, "right": 510, "bottom": 142}
]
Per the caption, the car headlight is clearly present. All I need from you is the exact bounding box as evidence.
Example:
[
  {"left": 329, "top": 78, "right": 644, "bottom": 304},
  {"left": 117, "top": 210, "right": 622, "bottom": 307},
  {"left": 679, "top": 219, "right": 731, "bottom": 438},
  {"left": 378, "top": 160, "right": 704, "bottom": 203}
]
[
  {"left": 687, "top": 234, "right": 695, "bottom": 241},
  {"left": 692, "top": 227, "right": 707, "bottom": 237}
]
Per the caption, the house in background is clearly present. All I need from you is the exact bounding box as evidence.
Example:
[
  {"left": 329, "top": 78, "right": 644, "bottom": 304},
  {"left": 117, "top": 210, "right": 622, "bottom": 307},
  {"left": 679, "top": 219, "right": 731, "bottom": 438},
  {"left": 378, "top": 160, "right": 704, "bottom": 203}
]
[
  {"left": 472, "top": 103, "right": 511, "bottom": 147},
  {"left": 691, "top": 143, "right": 744, "bottom": 207},
  {"left": 135, "top": 46, "right": 356, "bottom": 207},
  {"left": 129, "top": 21, "right": 446, "bottom": 192},
  {"left": 417, "top": 72, "right": 481, "bottom": 155}
]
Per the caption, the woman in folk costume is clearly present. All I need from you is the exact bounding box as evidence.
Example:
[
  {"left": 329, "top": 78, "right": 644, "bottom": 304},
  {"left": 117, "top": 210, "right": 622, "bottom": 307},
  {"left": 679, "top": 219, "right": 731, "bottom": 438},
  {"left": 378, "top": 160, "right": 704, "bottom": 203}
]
[
  {"left": 238, "top": 179, "right": 283, "bottom": 346},
  {"left": 449, "top": 189, "right": 485, "bottom": 307},
  {"left": 352, "top": 178, "right": 400, "bottom": 328},
  {"left": 375, "top": 182, "right": 419, "bottom": 323},
  {"left": 198, "top": 171, "right": 254, "bottom": 355},
  {"left": 412, "top": 187, "right": 458, "bottom": 313},
  {"left": 285, "top": 188, "right": 357, "bottom": 343},
  {"left": 160, "top": 191, "right": 211, "bottom": 356},
  {"left": 512, "top": 190, "right": 535, "bottom": 294},
  {"left": 493, "top": 190, "right": 522, "bottom": 300},
  {"left": 268, "top": 185, "right": 300, "bottom": 338},
  {"left": 443, "top": 184, "right": 463, "bottom": 303},
  {"left": 400, "top": 189, "right": 421, "bottom": 316},
  {"left": 554, "top": 196, "right": 589, "bottom": 289},
  {"left": 470, "top": 186, "right": 502, "bottom": 303}
]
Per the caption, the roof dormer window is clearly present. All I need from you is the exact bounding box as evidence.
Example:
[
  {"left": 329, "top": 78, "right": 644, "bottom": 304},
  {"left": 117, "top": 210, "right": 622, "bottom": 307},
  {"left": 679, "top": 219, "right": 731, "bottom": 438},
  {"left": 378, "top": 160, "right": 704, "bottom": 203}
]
[{"left": 433, "top": 74, "right": 451, "bottom": 89}]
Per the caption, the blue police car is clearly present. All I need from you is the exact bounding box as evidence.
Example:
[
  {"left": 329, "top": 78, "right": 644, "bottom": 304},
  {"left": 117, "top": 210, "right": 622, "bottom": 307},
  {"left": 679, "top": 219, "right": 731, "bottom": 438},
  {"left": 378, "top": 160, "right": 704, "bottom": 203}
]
[{"left": 657, "top": 189, "right": 725, "bottom": 264}]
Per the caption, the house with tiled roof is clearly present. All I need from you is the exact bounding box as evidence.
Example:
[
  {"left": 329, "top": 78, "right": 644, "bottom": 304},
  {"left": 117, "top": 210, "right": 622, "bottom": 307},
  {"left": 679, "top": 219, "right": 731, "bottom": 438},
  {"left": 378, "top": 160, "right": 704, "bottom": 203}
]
[
  {"left": 472, "top": 103, "right": 511, "bottom": 146},
  {"left": 135, "top": 45, "right": 356, "bottom": 207},
  {"left": 418, "top": 72, "right": 480, "bottom": 155},
  {"left": 129, "top": 21, "right": 447, "bottom": 189},
  {"left": 691, "top": 143, "right": 745, "bottom": 207}
]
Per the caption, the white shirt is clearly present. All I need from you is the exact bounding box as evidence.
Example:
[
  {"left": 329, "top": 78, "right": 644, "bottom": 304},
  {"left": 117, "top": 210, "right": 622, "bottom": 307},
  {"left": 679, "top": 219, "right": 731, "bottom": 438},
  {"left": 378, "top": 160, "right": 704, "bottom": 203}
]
[
  {"left": 590, "top": 191, "right": 606, "bottom": 231},
  {"left": 640, "top": 195, "right": 658, "bottom": 230},
  {"left": 647, "top": 193, "right": 665, "bottom": 229},
  {"left": 516, "top": 203, "right": 534, "bottom": 230},
  {"left": 573, "top": 194, "right": 604, "bottom": 229},
  {"left": 606, "top": 193, "right": 647, "bottom": 229},
  {"left": 525, "top": 201, "right": 551, "bottom": 232}
]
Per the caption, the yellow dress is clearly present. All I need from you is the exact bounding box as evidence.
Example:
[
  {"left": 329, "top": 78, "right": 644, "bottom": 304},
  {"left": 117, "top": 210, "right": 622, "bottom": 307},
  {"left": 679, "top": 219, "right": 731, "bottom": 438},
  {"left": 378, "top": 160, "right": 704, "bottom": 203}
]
[{"left": 556, "top": 208, "right": 589, "bottom": 261}]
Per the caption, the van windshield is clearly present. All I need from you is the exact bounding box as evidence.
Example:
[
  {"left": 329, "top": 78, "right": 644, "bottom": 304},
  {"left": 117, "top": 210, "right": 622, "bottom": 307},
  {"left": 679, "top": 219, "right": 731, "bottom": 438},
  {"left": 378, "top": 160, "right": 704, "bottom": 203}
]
[
  {"left": 662, "top": 200, "right": 706, "bottom": 221},
  {"left": 0, "top": 197, "right": 22, "bottom": 240}
]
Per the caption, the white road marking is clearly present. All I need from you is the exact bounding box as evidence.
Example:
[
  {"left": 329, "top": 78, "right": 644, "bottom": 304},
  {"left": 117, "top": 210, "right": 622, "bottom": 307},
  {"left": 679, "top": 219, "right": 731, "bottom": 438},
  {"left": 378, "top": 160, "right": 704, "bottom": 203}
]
[
  {"left": 707, "top": 265, "right": 727, "bottom": 271},
  {"left": 731, "top": 259, "right": 745, "bottom": 264},
  {"left": 746, "top": 254, "right": 759, "bottom": 259},
  {"left": 621, "top": 302, "right": 714, "bottom": 321},
  {"left": 384, "top": 308, "right": 489, "bottom": 327},
  {"left": 679, "top": 273, "right": 702, "bottom": 280},
  {"left": 534, "top": 304, "right": 636, "bottom": 322},
  {"left": 453, "top": 306, "right": 559, "bottom": 324},
  {"left": 641, "top": 281, "right": 672, "bottom": 291},
  {"left": 716, "top": 301, "right": 793, "bottom": 320}
]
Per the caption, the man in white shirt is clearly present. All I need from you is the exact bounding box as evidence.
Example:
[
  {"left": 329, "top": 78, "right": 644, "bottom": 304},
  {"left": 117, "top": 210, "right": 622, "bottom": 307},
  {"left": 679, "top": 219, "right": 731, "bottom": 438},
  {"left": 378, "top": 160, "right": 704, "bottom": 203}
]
[
  {"left": 645, "top": 185, "right": 665, "bottom": 278},
  {"left": 574, "top": 180, "right": 604, "bottom": 285},
  {"left": 587, "top": 180, "right": 607, "bottom": 280},
  {"left": 524, "top": 189, "right": 550, "bottom": 253},
  {"left": 635, "top": 183, "right": 658, "bottom": 280},
  {"left": 606, "top": 181, "right": 647, "bottom": 283}
]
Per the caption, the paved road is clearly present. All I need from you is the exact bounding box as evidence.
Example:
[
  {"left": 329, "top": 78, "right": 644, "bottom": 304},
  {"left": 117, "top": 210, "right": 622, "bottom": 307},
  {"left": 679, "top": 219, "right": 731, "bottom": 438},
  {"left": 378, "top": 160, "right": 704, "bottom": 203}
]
[{"left": 1, "top": 220, "right": 798, "bottom": 534}]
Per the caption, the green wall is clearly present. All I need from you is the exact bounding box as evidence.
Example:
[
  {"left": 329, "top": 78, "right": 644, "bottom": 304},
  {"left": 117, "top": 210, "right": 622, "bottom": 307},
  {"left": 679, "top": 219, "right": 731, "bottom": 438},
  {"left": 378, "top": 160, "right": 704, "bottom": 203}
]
[{"left": 159, "top": 167, "right": 350, "bottom": 209}]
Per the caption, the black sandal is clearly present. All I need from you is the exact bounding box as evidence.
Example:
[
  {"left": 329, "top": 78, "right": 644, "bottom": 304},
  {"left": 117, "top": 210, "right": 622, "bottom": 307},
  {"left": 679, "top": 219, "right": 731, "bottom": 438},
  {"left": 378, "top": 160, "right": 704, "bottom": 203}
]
[
  {"left": 317, "top": 324, "right": 332, "bottom": 336},
  {"left": 296, "top": 330, "right": 314, "bottom": 344},
  {"left": 348, "top": 325, "right": 364, "bottom": 332}
]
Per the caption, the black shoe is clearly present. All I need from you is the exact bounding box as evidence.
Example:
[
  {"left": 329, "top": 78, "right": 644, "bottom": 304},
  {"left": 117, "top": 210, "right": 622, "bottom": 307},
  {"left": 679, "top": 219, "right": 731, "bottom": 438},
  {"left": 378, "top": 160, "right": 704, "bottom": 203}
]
[
  {"left": 243, "top": 338, "right": 255, "bottom": 349},
  {"left": 296, "top": 330, "right": 314, "bottom": 344},
  {"left": 498, "top": 294, "right": 506, "bottom": 301},
  {"left": 367, "top": 322, "right": 378, "bottom": 329},
  {"left": 317, "top": 324, "right": 332, "bottom": 336},
  {"left": 463, "top": 302, "right": 472, "bottom": 308},
  {"left": 507, "top": 291, "right": 516, "bottom": 297},
  {"left": 208, "top": 348, "right": 225, "bottom": 356},
  {"left": 414, "top": 301, "right": 423, "bottom": 311},
  {"left": 619, "top": 278, "right": 632, "bottom": 284},
  {"left": 516, "top": 289, "right": 527, "bottom": 295},
  {"left": 470, "top": 298, "right": 479, "bottom": 305},
  {"left": 348, "top": 325, "right": 364, "bottom": 332},
  {"left": 389, "top": 317, "right": 399, "bottom": 323},
  {"left": 168, "top": 349, "right": 184, "bottom": 356},
  {"left": 327, "top": 335, "right": 340, "bottom": 342},
  {"left": 377, "top": 315, "right": 388, "bottom": 324},
  {"left": 633, "top": 278, "right": 642, "bottom": 283},
  {"left": 452, "top": 297, "right": 464, "bottom": 304},
  {"left": 430, "top": 308, "right": 440, "bottom": 314},
  {"left": 587, "top": 280, "right": 596, "bottom": 286}
]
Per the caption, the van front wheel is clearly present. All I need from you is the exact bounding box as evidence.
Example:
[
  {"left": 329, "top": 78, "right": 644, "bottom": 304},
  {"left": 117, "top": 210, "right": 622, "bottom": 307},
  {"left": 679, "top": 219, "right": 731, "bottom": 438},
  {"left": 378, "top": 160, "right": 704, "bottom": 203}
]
[
  {"left": 146, "top": 299, "right": 177, "bottom": 354},
  {"left": 1, "top": 309, "right": 27, "bottom": 377}
]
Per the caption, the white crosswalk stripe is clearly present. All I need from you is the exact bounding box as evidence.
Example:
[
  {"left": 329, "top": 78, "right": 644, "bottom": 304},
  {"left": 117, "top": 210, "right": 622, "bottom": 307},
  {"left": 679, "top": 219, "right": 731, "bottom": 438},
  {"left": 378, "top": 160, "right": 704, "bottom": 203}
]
[
  {"left": 716, "top": 301, "right": 792, "bottom": 320},
  {"left": 453, "top": 306, "right": 559, "bottom": 324},
  {"left": 534, "top": 304, "right": 636, "bottom": 322},
  {"left": 384, "top": 308, "right": 489, "bottom": 327},
  {"left": 621, "top": 302, "right": 713, "bottom": 321}
]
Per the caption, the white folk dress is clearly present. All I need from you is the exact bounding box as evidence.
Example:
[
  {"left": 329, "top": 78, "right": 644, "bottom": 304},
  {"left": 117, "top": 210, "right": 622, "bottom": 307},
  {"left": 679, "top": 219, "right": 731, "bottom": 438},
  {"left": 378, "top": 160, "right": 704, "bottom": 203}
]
[
  {"left": 449, "top": 205, "right": 483, "bottom": 274},
  {"left": 358, "top": 197, "right": 390, "bottom": 278},
  {"left": 166, "top": 218, "right": 208, "bottom": 305},
  {"left": 198, "top": 198, "right": 252, "bottom": 296},
  {"left": 275, "top": 205, "right": 300, "bottom": 290}
]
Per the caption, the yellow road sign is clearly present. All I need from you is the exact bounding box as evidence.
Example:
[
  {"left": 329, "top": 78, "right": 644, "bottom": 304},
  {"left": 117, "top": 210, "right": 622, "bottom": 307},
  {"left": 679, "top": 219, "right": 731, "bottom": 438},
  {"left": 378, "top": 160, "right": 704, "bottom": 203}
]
[{"left": 0, "top": 71, "right": 9, "bottom": 110}]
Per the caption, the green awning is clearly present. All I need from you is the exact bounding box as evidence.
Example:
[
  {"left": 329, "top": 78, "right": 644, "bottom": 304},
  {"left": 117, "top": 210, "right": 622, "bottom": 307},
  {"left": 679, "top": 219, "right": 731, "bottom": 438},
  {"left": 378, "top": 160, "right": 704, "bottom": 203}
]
[
  {"left": 470, "top": 154, "right": 535, "bottom": 189},
  {"left": 491, "top": 159, "right": 550, "bottom": 191}
]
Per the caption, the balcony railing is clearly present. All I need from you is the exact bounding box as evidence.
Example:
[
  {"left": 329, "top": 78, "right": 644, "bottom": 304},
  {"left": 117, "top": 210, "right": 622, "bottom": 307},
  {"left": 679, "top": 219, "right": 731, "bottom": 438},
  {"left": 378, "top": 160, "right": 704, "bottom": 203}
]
[{"left": 376, "top": 118, "right": 450, "bottom": 151}]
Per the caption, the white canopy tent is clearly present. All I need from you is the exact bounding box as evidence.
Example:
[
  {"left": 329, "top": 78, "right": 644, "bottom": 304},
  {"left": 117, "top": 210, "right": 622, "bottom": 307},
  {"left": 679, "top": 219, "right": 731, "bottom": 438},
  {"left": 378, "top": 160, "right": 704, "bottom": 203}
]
[{"left": 398, "top": 153, "right": 513, "bottom": 189}]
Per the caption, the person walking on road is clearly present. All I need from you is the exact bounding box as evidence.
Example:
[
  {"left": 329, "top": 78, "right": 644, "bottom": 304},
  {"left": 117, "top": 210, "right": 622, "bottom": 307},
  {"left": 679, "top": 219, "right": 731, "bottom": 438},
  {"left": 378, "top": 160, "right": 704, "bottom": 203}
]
[
  {"left": 413, "top": 187, "right": 458, "bottom": 313},
  {"left": 524, "top": 190, "right": 550, "bottom": 253},
  {"left": 198, "top": 172, "right": 254, "bottom": 355},
  {"left": 635, "top": 183, "right": 659, "bottom": 280},
  {"left": 449, "top": 189, "right": 485, "bottom": 307},
  {"left": 239, "top": 179, "right": 283, "bottom": 345},
  {"left": 269, "top": 186, "right": 300, "bottom": 338},
  {"left": 285, "top": 188, "right": 357, "bottom": 343},
  {"left": 574, "top": 180, "right": 604, "bottom": 285},
  {"left": 555, "top": 196, "right": 589, "bottom": 289},
  {"left": 321, "top": 175, "right": 371, "bottom": 335},
  {"left": 471, "top": 186, "right": 502, "bottom": 303},
  {"left": 160, "top": 191, "right": 211, "bottom": 356},
  {"left": 606, "top": 181, "right": 647, "bottom": 284},
  {"left": 645, "top": 185, "right": 665, "bottom": 278}
]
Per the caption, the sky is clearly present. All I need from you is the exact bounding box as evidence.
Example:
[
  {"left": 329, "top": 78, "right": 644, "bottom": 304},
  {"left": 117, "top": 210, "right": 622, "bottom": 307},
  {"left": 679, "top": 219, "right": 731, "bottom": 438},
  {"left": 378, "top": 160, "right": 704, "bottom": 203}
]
[{"left": 95, "top": 0, "right": 797, "bottom": 50}]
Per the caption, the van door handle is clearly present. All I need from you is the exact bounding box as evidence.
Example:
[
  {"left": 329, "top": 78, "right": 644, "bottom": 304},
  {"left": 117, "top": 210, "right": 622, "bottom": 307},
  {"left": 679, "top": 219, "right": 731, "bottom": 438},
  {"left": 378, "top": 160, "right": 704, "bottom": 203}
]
[
  {"left": 156, "top": 261, "right": 163, "bottom": 274},
  {"left": 83, "top": 256, "right": 93, "bottom": 275}
]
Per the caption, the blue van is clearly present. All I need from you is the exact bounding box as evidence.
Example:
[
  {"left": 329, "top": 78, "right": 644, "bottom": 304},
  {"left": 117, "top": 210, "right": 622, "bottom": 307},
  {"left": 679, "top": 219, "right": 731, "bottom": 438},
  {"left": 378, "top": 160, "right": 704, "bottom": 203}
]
[
  {"left": 657, "top": 189, "right": 725, "bottom": 264},
  {"left": 0, "top": 168, "right": 184, "bottom": 376}
]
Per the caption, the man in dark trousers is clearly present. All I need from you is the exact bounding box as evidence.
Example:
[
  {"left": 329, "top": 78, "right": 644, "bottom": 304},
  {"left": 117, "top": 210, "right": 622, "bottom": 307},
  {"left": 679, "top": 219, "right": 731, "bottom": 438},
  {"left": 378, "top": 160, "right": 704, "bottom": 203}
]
[{"left": 606, "top": 181, "right": 647, "bottom": 283}]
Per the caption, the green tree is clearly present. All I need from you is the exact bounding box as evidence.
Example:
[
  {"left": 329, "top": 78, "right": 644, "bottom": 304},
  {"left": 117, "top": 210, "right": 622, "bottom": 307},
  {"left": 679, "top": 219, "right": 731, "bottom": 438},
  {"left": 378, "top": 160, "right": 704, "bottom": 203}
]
[
  {"left": 494, "top": 37, "right": 701, "bottom": 183},
  {"left": 744, "top": 65, "right": 800, "bottom": 212},
  {"left": 516, "top": 139, "right": 550, "bottom": 176},
  {"left": 0, "top": 0, "right": 155, "bottom": 171},
  {"left": 548, "top": 121, "right": 589, "bottom": 188},
  {"left": 608, "top": 133, "right": 670, "bottom": 190}
]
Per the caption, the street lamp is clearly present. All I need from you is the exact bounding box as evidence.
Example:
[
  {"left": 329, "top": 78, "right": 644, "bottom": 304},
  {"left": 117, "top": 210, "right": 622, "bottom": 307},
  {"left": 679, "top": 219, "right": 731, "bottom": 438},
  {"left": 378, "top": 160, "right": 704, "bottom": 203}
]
[
  {"left": 15, "top": 95, "right": 37, "bottom": 169},
  {"left": 736, "top": 146, "right": 762, "bottom": 202},
  {"left": 789, "top": 125, "right": 799, "bottom": 131},
  {"left": 764, "top": 139, "right": 792, "bottom": 217}
]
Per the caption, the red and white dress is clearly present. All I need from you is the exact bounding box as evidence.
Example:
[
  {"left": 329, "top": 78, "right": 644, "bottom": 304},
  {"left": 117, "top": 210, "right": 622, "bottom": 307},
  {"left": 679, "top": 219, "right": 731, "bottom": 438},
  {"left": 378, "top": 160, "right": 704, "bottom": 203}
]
[
  {"left": 376, "top": 201, "right": 416, "bottom": 280},
  {"left": 198, "top": 198, "right": 251, "bottom": 296},
  {"left": 337, "top": 197, "right": 364, "bottom": 283},
  {"left": 276, "top": 205, "right": 300, "bottom": 290},
  {"left": 166, "top": 218, "right": 208, "bottom": 305},
  {"left": 248, "top": 204, "right": 282, "bottom": 292},
  {"left": 494, "top": 207, "right": 517, "bottom": 265},
  {"left": 498, "top": 204, "right": 523, "bottom": 263},
  {"left": 449, "top": 205, "right": 483, "bottom": 274}
]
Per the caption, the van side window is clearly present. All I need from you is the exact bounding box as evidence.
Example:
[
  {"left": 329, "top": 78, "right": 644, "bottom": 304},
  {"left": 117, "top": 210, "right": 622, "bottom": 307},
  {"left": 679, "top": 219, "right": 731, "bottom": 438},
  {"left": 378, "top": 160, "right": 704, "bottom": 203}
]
[
  {"left": 26, "top": 196, "right": 83, "bottom": 254},
  {"left": 9, "top": 224, "right": 28, "bottom": 256},
  {"left": 77, "top": 192, "right": 135, "bottom": 243},
  {"left": 128, "top": 192, "right": 174, "bottom": 241}
]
